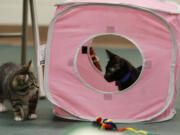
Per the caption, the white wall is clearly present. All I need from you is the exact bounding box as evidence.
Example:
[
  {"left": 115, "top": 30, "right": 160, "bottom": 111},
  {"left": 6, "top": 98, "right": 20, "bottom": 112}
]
[
  {"left": 173, "top": 0, "right": 180, "bottom": 3},
  {"left": 0, "top": 0, "right": 180, "bottom": 25},
  {"left": 0, "top": 0, "right": 63, "bottom": 25}
]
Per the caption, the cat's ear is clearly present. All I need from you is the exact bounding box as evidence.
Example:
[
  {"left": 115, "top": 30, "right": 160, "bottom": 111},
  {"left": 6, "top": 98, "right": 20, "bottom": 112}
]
[
  {"left": 23, "top": 60, "right": 32, "bottom": 72},
  {"left": 27, "top": 60, "right": 32, "bottom": 71},
  {"left": 105, "top": 49, "right": 116, "bottom": 59}
]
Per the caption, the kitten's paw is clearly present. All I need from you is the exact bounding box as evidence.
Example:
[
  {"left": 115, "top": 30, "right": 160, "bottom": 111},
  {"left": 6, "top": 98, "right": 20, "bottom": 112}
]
[
  {"left": 0, "top": 103, "right": 7, "bottom": 112},
  {"left": 14, "top": 116, "right": 23, "bottom": 121},
  {"left": 28, "top": 114, "right": 37, "bottom": 120}
]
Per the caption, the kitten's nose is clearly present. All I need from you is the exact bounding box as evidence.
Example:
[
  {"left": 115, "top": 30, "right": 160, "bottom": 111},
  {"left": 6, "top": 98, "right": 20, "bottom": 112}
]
[{"left": 24, "top": 75, "right": 29, "bottom": 82}]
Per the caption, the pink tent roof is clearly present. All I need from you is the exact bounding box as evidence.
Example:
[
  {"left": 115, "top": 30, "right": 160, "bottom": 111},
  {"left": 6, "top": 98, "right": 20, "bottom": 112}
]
[{"left": 59, "top": 0, "right": 180, "bottom": 14}]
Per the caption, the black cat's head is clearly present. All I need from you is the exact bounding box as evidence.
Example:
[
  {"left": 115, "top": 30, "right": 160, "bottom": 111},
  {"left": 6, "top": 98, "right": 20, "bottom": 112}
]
[
  {"left": 12, "top": 60, "right": 38, "bottom": 92},
  {"left": 104, "top": 50, "right": 131, "bottom": 82}
]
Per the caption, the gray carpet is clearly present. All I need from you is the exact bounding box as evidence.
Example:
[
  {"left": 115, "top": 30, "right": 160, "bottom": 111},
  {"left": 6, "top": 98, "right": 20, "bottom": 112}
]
[{"left": 0, "top": 45, "right": 180, "bottom": 135}]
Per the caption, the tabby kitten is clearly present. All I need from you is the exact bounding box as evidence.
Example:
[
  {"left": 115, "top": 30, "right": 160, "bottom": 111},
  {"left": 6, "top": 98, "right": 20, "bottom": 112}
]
[{"left": 0, "top": 60, "right": 39, "bottom": 121}]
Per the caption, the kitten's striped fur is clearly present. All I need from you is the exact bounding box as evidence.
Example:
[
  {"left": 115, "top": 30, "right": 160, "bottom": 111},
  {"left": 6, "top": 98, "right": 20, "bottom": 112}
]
[{"left": 0, "top": 61, "right": 39, "bottom": 121}]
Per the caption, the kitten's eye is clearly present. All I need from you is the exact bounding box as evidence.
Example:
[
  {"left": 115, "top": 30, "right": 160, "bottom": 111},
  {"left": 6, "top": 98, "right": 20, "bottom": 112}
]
[
  {"left": 17, "top": 74, "right": 29, "bottom": 84},
  {"left": 115, "top": 64, "right": 120, "bottom": 68},
  {"left": 18, "top": 75, "right": 25, "bottom": 80},
  {"left": 110, "top": 68, "right": 116, "bottom": 72}
]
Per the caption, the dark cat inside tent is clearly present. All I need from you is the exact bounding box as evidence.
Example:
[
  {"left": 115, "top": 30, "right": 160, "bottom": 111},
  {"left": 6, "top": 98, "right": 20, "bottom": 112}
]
[{"left": 104, "top": 50, "right": 142, "bottom": 91}]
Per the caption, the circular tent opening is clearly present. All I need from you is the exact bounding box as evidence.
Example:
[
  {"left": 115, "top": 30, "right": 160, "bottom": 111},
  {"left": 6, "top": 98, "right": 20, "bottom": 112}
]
[{"left": 75, "top": 33, "right": 144, "bottom": 93}]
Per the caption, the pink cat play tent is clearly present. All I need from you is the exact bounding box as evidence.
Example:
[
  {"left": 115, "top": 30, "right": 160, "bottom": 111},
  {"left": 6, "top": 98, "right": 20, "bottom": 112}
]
[{"left": 44, "top": 0, "right": 180, "bottom": 123}]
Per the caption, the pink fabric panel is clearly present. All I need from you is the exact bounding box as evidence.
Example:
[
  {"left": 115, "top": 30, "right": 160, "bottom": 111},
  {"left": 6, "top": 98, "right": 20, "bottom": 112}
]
[
  {"left": 54, "top": 105, "right": 70, "bottom": 117},
  {"left": 54, "top": 5, "right": 68, "bottom": 16},
  {"left": 48, "top": 5, "right": 175, "bottom": 120},
  {"left": 154, "top": 13, "right": 180, "bottom": 120},
  {"left": 61, "top": 0, "right": 179, "bottom": 13},
  {"left": 77, "top": 47, "right": 118, "bottom": 92}
]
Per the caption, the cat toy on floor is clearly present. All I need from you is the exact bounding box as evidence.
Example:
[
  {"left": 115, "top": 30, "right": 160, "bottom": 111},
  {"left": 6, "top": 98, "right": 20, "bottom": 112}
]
[{"left": 92, "top": 117, "right": 158, "bottom": 135}]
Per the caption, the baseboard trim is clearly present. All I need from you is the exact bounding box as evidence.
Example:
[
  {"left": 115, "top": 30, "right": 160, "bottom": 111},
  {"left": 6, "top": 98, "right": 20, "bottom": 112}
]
[{"left": 0, "top": 25, "right": 48, "bottom": 45}]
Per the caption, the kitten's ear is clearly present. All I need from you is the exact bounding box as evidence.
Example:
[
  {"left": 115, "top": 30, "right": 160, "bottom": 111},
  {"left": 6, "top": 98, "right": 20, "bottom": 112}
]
[
  {"left": 105, "top": 49, "right": 116, "bottom": 59},
  {"left": 23, "top": 60, "right": 32, "bottom": 72},
  {"left": 27, "top": 60, "right": 32, "bottom": 71}
]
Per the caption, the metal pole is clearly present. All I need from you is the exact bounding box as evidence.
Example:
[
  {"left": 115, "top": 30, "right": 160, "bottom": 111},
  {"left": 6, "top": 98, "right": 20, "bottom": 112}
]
[
  {"left": 29, "top": 0, "right": 46, "bottom": 97},
  {"left": 21, "top": 0, "right": 28, "bottom": 65}
]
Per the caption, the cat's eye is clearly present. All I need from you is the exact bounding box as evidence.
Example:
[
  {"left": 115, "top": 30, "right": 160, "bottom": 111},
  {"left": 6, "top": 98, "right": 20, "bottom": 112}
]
[
  {"left": 75, "top": 34, "right": 144, "bottom": 93},
  {"left": 18, "top": 75, "right": 25, "bottom": 80},
  {"left": 109, "top": 68, "right": 116, "bottom": 72},
  {"left": 17, "top": 74, "right": 29, "bottom": 81}
]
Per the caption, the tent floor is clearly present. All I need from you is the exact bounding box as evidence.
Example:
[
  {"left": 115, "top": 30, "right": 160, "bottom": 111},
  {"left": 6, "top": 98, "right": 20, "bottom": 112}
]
[{"left": 0, "top": 44, "right": 180, "bottom": 135}]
